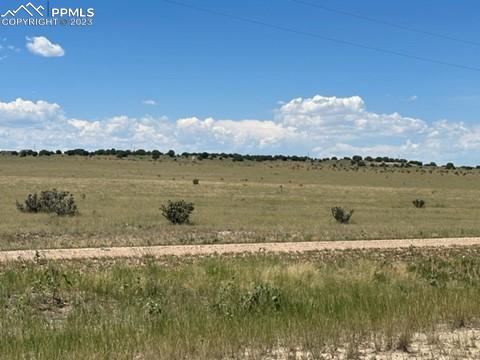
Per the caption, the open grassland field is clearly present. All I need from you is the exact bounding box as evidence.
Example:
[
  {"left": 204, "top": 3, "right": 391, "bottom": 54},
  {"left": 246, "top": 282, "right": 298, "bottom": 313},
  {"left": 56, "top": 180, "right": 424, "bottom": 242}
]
[
  {"left": 2, "top": 248, "right": 480, "bottom": 359},
  {"left": 0, "top": 155, "right": 480, "bottom": 250}
]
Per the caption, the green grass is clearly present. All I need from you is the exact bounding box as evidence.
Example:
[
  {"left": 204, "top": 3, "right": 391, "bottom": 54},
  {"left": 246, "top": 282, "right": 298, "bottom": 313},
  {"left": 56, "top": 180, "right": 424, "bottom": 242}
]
[
  {"left": 2, "top": 248, "right": 480, "bottom": 359},
  {"left": 1, "top": 155, "right": 480, "bottom": 250}
]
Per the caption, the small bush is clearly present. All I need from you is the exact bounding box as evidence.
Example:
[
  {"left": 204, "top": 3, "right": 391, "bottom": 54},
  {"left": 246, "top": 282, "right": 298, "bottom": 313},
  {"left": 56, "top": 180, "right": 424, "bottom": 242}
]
[
  {"left": 242, "top": 283, "right": 281, "bottom": 312},
  {"left": 192, "top": 178, "right": 199, "bottom": 185},
  {"left": 160, "top": 200, "right": 194, "bottom": 224},
  {"left": 213, "top": 282, "right": 282, "bottom": 317},
  {"left": 413, "top": 199, "right": 426, "bottom": 208},
  {"left": 331, "top": 207, "right": 354, "bottom": 224},
  {"left": 16, "top": 189, "right": 78, "bottom": 216}
]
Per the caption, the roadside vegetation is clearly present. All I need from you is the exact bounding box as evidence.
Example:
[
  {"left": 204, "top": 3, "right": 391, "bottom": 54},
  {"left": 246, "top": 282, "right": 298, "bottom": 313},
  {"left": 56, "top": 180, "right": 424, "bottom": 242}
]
[{"left": 2, "top": 248, "right": 480, "bottom": 359}]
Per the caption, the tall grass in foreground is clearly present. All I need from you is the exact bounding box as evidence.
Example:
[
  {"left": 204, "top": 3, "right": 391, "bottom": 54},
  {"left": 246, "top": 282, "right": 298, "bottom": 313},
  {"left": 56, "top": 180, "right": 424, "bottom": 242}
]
[{"left": 1, "top": 250, "right": 480, "bottom": 359}]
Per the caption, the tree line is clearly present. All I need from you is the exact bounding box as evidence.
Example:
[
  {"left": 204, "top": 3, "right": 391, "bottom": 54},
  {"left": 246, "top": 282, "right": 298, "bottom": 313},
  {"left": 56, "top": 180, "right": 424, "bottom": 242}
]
[{"left": 0, "top": 148, "right": 477, "bottom": 169}]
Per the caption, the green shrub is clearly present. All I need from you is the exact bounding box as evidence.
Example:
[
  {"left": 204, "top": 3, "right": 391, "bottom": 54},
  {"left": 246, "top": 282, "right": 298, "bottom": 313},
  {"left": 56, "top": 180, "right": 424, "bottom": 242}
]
[
  {"left": 331, "top": 207, "right": 354, "bottom": 224},
  {"left": 412, "top": 199, "right": 426, "bottom": 208},
  {"left": 242, "top": 283, "right": 282, "bottom": 312},
  {"left": 213, "top": 282, "right": 282, "bottom": 317},
  {"left": 160, "top": 200, "right": 194, "bottom": 224},
  {"left": 16, "top": 189, "right": 78, "bottom": 216}
]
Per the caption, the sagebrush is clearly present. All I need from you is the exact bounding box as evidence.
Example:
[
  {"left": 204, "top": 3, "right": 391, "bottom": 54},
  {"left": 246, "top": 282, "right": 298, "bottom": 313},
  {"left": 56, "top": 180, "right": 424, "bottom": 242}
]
[
  {"left": 331, "top": 207, "right": 354, "bottom": 224},
  {"left": 160, "top": 200, "right": 194, "bottom": 224},
  {"left": 16, "top": 189, "right": 78, "bottom": 216},
  {"left": 413, "top": 199, "right": 426, "bottom": 208}
]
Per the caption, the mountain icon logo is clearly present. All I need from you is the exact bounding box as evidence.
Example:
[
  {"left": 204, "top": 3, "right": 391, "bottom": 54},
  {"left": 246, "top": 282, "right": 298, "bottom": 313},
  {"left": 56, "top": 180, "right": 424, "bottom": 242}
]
[{"left": 1, "top": 2, "right": 44, "bottom": 17}]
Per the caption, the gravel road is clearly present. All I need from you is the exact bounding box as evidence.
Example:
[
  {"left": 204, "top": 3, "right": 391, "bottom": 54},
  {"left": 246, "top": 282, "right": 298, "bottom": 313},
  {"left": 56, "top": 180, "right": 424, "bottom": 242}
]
[{"left": 1, "top": 237, "right": 480, "bottom": 262}]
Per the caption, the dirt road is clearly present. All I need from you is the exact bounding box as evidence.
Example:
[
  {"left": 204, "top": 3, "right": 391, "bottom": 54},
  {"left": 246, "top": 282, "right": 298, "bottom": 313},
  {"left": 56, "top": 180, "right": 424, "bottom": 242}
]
[{"left": 1, "top": 237, "right": 480, "bottom": 263}]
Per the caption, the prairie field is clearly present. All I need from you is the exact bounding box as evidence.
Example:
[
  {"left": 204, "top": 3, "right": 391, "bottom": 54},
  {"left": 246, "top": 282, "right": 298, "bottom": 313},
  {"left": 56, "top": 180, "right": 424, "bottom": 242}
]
[
  {"left": 2, "top": 155, "right": 480, "bottom": 359},
  {"left": 0, "top": 155, "right": 479, "bottom": 250}
]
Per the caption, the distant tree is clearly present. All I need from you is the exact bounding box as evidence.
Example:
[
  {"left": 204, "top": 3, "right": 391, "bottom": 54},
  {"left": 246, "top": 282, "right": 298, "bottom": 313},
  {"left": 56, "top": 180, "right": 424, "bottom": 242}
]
[
  {"left": 151, "top": 150, "right": 161, "bottom": 159},
  {"left": 116, "top": 151, "right": 128, "bottom": 158},
  {"left": 232, "top": 154, "right": 244, "bottom": 162},
  {"left": 408, "top": 160, "right": 423, "bottom": 166},
  {"left": 65, "top": 149, "right": 89, "bottom": 156},
  {"left": 134, "top": 149, "right": 147, "bottom": 156}
]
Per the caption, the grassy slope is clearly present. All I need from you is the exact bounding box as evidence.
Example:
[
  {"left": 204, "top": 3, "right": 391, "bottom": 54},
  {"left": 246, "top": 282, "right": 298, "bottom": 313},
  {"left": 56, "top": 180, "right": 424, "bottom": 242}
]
[
  {"left": 1, "top": 249, "right": 480, "bottom": 359},
  {"left": 0, "top": 155, "right": 479, "bottom": 250}
]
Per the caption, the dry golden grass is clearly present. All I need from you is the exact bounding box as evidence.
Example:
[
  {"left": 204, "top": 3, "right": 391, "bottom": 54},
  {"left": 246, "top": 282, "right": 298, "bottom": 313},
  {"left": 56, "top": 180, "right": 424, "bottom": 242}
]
[{"left": 0, "top": 155, "right": 479, "bottom": 250}]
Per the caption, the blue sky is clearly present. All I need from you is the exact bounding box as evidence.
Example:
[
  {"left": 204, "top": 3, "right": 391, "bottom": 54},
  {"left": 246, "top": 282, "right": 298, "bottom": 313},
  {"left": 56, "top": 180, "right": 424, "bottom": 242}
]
[{"left": 0, "top": 0, "right": 479, "bottom": 164}]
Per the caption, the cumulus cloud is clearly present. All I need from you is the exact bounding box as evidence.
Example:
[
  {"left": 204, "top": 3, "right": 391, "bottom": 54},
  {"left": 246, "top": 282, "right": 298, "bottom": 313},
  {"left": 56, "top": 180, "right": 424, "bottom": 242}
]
[
  {"left": 175, "top": 117, "right": 299, "bottom": 151},
  {"left": 0, "top": 98, "right": 63, "bottom": 126},
  {"left": 0, "top": 94, "right": 479, "bottom": 164},
  {"left": 277, "top": 95, "right": 427, "bottom": 138},
  {"left": 66, "top": 114, "right": 176, "bottom": 149},
  {"left": 26, "top": 36, "right": 64, "bottom": 57}
]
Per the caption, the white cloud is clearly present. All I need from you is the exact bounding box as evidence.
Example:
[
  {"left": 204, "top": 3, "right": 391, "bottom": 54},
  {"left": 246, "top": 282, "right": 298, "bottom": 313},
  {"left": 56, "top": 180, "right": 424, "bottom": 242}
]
[
  {"left": 142, "top": 99, "right": 157, "bottom": 106},
  {"left": 277, "top": 95, "right": 427, "bottom": 138},
  {"left": 26, "top": 36, "right": 64, "bottom": 57},
  {"left": 65, "top": 114, "right": 175, "bottom": 149},
  {"left": 0, "top": 98, "right": 63, "bottom": 126},
  {"left": 175, "top": 117, "right": 300, "bottom": 151},
  {"left": 408, "top": 95, "right": 418, "bottom": 102},
  {"left": 0, "top": 94, "right": 479, "bottom": 164}
]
